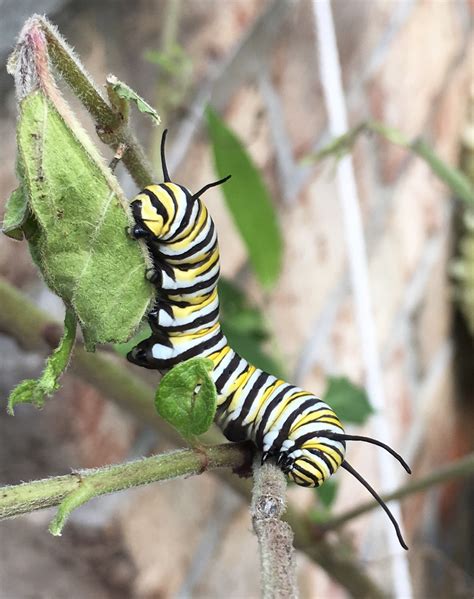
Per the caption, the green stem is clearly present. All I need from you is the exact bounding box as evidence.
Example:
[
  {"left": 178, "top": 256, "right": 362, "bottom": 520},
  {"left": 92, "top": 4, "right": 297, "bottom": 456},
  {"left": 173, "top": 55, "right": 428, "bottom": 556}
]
[
  {"left": 321, "top": 452, "right": 474, "bottom": 531},
  {"left": 34, "top": 15, "right": 155, "bottom": 188},
  {"left": 0, "top": 443, "right": 252, "bottom": 522},
  {"left": 310, "top": 120, "right": 473, "bottom": 204}
]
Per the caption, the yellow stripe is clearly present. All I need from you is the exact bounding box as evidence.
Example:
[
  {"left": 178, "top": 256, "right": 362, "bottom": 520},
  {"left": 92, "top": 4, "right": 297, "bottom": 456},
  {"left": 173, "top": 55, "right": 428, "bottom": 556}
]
[
  {"left": 174, "top": 248, "right": 220, "bottom": 282},
  {"left": 168, "top": 203, "right": 208, "bottom": 248},
  {"left": 208, "top": 345, "right": 231, "bottom": 368},
  {"left": 146, "top": 185, "right": 176, "bottom": 236},
  {"left": 245, "top": 379, "right": 286, "bottom": 423},
  {"left": 169, "top": 290, "right": 217, "bottom": 320},
  {"left": 171, "top": 322, "right": 220, "bottom": 343},
  {"left": 297, "top": 460, "right": 325, "bottom": 481},
  {"left": 290, "top": 409, "right": 341, "bottom": 431},
  {"left": 290, "top": 469, "right": 315, "bottom": 485},
  {"left": 137, "top": 195, "right": 164, "bottom": 236},
  {"left": 265, "top": 391, "right": 308, "bottom": 432},
  {"left": 300, "top": 443, "right": 342, "bottom": 469},
  {"left": 227, "top": 365, "right": 257, "bottom": 409}
]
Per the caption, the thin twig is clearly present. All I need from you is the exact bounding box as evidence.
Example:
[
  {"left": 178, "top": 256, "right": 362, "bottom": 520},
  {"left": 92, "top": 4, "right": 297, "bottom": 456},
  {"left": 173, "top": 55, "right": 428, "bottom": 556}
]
[{"left": 251, "top": 458, "right": 297, "bottom": 599}]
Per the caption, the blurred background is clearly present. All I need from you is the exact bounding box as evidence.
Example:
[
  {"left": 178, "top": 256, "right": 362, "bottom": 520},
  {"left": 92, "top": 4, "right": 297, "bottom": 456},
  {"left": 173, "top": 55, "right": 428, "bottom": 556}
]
[{"left": 0, "top": 0, "right": 473, "bottom": 597}]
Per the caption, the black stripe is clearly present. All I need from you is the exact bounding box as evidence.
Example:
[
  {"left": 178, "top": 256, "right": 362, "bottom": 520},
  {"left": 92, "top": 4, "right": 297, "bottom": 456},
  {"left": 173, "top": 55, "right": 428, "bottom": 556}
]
[
  {"left": 130, "top": 330, "right": 225, "bottom": 371},
  {"left": 221, "top": 417, "right": 250, "bottom": 443},
  {"left": 293, "top": 459, "right": 325, "bottom": 484},
  {"left": 142, "top": 188, "right": 169, "bottom": 222},
  {"left": 166, "top": 222, "right": 216, "bottom": 262},
  {"left": 254, "top": 385, "right": 292, "bottom": 445},
  {"left": 153, "top": 306, "right": 220, "bottom": 334},
  {"left": 167, "top": 184, "right": 195, "bottom": 239},
  {"left": 266, "top": 398, "right": 316, "bottom": 455},
  {"left": 170, "top": 199, "right": 208, "bottom": 243},
  {"left": 169, "top": 269, "right": 220, "bottom": 295},
  {"left": 230, "top": 371, "right": 269, "bottom": 427},
  {"left": 158, "top": 184, "right": 179, "bottom": 233},
  {"left": 214, "top": 352, "right": 243, "bottom": 392}
]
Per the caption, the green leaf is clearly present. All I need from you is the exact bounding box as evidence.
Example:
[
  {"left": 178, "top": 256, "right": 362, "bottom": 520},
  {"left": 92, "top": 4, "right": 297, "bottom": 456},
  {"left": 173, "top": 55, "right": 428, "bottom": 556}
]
[
  {"left": 2, "top": 185, "right": 28, "bottom": 240},
  {"left": 323, "top": 376, "right": 373, "bottom": 425},
  {"left": 206, "top": 107, "right": 283, "bottom": 289},
  {"left": 155, "top": 358, "right": 217, "bottom": 441},
  {"left": 49, "top": 482, "right": 94, "bottom": 536},
  {"left": 15, "top": 90, "right": 153, "bottom": 348},
  {"left": 106, "top": 75, "right": 161, "bottom": 125},
  {"left": 411, "top": 139, "right": 473, "bottom": 205},
  {"left": 315, "top": 478, "right": 338, "bottom": 508},
  {"left": 7, "top": 308, "right": 77, "bottom": 414}
]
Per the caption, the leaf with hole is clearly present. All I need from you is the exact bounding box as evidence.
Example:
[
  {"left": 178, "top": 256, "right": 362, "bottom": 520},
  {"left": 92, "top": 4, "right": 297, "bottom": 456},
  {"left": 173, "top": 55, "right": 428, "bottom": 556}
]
[{"left": 155, "top": 358, "right": 217, "bottom": 442}]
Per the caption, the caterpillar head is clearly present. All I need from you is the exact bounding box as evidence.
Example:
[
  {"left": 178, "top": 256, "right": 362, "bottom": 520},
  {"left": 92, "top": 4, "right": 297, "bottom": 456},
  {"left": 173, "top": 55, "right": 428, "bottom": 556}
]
[
  {"left": 266, "top": 427, "right": 346, "bottom": 488},
  {"left": 129, "top": 129, "right": 230, "bottom": 241}
]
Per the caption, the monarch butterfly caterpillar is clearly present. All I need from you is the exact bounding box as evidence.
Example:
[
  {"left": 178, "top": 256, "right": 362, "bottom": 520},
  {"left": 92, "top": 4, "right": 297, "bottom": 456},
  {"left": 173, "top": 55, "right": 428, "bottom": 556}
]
[{"left": 127, "top": 130, "right": 411, "bottom": 550}]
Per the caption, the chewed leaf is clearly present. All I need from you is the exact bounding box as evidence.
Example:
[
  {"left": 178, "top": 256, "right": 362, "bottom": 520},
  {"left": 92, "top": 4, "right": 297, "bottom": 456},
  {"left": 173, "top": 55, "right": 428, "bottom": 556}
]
[
  {"left": 155, "top": 358, "right": 217, "bottom": 441},
  {"left": 2, "top": 185, "right": 28, "bottom": 240},
  {"left": 7, "top": 309, "right": 77, "bottom": 414},
  {"left": 107, "top": 75, "right": 161, "bottom": 125},
  {"left": 16, "top": 90, "right": 153, "bottom": 347}
]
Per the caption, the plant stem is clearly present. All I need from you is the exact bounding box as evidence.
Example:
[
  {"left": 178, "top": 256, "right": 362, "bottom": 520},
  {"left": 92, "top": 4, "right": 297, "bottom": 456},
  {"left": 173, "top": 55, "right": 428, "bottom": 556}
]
[
  {"left": 251, "top": 458, "right": 297, "bottom": 599},
  {"left": 320, "top": 451, "right": 474, "bottom": 531},
  {"left": 0, "top": 443, "right": 252, "bottom": 522},
  {"left": 311, "top": 120, "right": 473, "bottom": 205}
]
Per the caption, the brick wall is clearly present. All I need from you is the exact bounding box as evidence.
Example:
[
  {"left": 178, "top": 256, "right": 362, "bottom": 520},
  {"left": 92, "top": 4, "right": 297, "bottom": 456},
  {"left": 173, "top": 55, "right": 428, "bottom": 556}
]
[{"left": 0, "top": 1, "right": 472, "bottom": 597}]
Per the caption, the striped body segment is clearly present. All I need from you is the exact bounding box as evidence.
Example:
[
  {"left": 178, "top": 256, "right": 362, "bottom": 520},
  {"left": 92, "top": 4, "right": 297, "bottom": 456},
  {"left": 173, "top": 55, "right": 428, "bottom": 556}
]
[{"left": 127, "top": 181, "right": 346, "bottom": 487}]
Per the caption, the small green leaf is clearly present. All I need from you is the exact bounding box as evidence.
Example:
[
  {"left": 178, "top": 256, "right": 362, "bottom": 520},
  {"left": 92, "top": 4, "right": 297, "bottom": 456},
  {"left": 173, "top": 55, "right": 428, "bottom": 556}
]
[
  {"left": 106, "top": 75, "right": 161, "bottom": 125},
  {"left": 8, "top": 309, "right": 77, "bottom": 414},
  {"left": 206, "top": 107, "right": 283, "bottom": 289},
  {"left": 323, "top": 376, "right": 373, "bottom": 425},
  {"left": 2, "top": 185, "right": 28, "bottom": 240},
  {"left": 155, "top": 358, "right": 217, "bottom": 441},
  {"left": 315, "top": 478, "right": 338, "bottom": 508},
  {"left": 49, "top": 481, "right": 94, "bottom": 536}
]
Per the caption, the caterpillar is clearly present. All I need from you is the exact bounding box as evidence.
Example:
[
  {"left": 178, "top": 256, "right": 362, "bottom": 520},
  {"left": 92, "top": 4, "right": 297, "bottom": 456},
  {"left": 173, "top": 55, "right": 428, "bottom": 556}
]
[{"left": 127, "top": 130, "right": 411, "bottom": 549}]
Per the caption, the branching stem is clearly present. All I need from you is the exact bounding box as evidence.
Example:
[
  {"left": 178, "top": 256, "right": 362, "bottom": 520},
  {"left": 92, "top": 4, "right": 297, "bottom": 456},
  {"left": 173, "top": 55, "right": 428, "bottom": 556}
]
[{"left": 0, "top": 443, "right": 252, "bottom": 528}]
